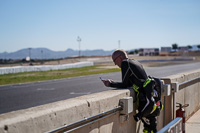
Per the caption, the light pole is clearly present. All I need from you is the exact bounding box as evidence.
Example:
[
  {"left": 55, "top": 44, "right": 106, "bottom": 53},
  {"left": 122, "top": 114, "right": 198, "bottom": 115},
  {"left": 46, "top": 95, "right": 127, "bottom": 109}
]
[
  {"left": 28, "top": 48, "right": 32, "bottom": 65},
  {"left": 77, "top": 36, "right": 81, "bottom": 57},
  {"left": 41, "top": 50, "right": 44, "bottom": 64},
  {"left": 4, "top": 52, "right": 6, "bottom": 60},
  {"left": 118, "top": 40, "right": 120, "bottom": 49},
  {"left": 41, "top": 50, "right": 43, "bottom": 59},
  {"left": 29, "top": 48, "right": 31, "bottom": 59}
]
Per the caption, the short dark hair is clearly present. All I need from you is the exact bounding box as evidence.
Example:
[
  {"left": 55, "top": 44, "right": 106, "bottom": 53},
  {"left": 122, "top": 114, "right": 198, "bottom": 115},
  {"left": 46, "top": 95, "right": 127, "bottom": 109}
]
[{"left": 112, "top": 49, "right": 128, "bottom": 59}]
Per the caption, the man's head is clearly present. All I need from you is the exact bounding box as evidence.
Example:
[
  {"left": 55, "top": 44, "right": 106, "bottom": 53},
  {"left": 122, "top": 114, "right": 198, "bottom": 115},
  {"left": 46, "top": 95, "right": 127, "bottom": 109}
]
[{"left": 112, "top": 49, "right": 128, "bottom": 68}]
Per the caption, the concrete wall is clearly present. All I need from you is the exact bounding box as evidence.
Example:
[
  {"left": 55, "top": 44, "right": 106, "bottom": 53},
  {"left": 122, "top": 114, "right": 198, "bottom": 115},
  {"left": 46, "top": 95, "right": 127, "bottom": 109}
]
[
  {"left": 160, "top": 68, "right": 200, "bottom": 126},
  {"left": 0, "top": 90, "right": 136, "bottom": 133},
  {"left": 169, "top": 69, "right": 200, "bottom": 120},
  {"left": 0, "top": 69, "right": 200, "bottom": 133},
  {"left": 0, "top": 62, "right": 93, "bottom": 75}
]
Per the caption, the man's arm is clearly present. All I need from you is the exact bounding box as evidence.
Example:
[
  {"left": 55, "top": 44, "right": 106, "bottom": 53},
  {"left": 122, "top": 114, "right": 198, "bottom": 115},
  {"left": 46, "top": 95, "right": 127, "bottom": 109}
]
[{"left": 109, "top": 61, "right": 132, "bottom": 88}]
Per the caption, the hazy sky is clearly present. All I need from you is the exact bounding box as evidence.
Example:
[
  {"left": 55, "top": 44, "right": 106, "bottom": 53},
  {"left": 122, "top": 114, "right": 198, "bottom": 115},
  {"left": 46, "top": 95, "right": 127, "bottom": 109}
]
[{"left": 0, "top": 0, "right": 200, "bottom": 53}]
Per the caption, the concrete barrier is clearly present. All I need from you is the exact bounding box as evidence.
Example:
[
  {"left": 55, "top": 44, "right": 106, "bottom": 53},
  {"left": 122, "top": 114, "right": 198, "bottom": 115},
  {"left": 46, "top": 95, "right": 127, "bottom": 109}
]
[
  {"left": 0, "top": 89, "right": 135, "bottom": 133},
  {"left": 0, "top": 62, "right": 94, "bottom": 75},
  {"left": 0, "top": 68, "right": 200, "bottom": 133},
  {"left": 159, "top": 69, "right": 200, "bottom": 125},
  {"left": 165, "top": 68, "right": 200, "bottom": 121}
]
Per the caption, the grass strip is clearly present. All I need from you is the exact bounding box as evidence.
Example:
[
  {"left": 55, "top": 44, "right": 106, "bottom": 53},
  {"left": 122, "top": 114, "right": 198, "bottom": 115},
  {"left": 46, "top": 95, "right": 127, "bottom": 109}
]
[{"left": 0, "top": 65, "right": 120, "bottom": 85}]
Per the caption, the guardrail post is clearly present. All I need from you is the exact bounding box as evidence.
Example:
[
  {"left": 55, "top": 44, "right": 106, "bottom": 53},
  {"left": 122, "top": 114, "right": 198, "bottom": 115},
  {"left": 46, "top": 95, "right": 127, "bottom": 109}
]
[
  {"left": 160, "top": 79, "right": 172, "bottom": 127},
  {"left": 171, "top": 82, "right": 179, "bottom": 93},
  {"left": 161, "top": 79, "right": 171, "bottom": 96}
]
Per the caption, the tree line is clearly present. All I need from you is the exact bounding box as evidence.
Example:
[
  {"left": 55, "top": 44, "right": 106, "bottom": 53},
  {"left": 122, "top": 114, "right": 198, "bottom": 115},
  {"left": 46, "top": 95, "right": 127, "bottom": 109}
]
[
  {"left": 129, "top": 44, "right": 200, "bottom": 54},
  {"left": 172, "top": 44, "right": 200, "bottom": 51}
]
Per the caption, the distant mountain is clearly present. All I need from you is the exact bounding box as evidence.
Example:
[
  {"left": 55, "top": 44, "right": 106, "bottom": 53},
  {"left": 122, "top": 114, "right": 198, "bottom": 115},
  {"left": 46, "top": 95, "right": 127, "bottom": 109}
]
[{"left": 0, "top": 48, "right": 114, "bottom": 59}]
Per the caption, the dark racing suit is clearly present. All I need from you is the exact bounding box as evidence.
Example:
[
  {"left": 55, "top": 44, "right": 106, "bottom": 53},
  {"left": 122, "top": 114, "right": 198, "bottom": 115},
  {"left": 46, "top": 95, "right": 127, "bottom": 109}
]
[{"left": 110, "top": 59, "right": 161, "bottom": 133}]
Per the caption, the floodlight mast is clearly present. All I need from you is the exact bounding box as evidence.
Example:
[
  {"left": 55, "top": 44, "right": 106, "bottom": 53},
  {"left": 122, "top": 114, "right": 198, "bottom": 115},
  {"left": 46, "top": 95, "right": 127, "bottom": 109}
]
[
  {"left": 29, "top": 48, "right": 31, "bottom": 59},
  {"left": 77, "top": 36, "right": 81, "bottom": 57},
  {"left": 28, "top": 48, "right": 32, "bottom": 65}
]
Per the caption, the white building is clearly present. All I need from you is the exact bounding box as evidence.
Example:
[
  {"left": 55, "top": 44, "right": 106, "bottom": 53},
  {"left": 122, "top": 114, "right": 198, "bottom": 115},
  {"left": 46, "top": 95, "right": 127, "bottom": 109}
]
[
  {"left": 161, "top": 47, "right": 172, "bottom": 52},
  {"left": 139, "top": 48, "right": 159, "bottom": 56}
]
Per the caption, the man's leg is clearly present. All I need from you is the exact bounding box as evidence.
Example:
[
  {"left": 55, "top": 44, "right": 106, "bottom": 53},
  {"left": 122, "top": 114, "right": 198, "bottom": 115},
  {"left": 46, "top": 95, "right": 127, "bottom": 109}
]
[
  {"left": 148, "top": 105, "right": 162, "bottom": 132},
  {"left": 143, "top": 112, "right": 158, "bottom": 133},
  {"left": 141, "top": 117, "right": 152, "bottom": 133},
  {"left": 148, "top": 116, "right": 157, "bottom": 133}
]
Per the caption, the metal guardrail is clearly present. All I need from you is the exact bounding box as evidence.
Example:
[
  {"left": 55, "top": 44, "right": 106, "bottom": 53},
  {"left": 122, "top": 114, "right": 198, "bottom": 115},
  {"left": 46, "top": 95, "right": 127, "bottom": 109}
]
[
  {"left": 171, "top": 76, "right": 200, "bottom": 92},
  {"left": 179, "top": 76, "right": 200, "bottom": 90},
  {"left": 47, "top": 106, "right": 122, "bottom": 133},
  {"left": 157, "top": 117, "right": 182, "bottom": 133}
]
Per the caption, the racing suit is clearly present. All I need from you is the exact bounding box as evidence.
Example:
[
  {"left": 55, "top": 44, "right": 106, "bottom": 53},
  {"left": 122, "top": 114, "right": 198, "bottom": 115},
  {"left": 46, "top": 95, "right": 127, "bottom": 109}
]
[{"left": 110, "top": 59, "right": 161, "bottom": 133}]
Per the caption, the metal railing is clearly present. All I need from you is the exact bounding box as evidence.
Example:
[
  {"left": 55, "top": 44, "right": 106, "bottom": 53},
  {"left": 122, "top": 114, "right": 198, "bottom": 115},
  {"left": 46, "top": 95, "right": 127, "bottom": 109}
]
[
  {"left": 171, "top": 76, "right": 200, "bottom": 92},
  {"left": 47, "top": 106, "right": 122, "bottom": 133},
  {"left": 157, "top": 117, "right": 182, "bottom": 133},
  {"left": 179, "top": 76, "right": 200, "bottom": 90}
]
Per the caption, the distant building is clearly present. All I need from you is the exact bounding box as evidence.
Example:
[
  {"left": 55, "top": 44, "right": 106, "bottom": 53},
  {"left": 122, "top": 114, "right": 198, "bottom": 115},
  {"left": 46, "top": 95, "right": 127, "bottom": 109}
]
[
  {"left": 160, "top": 47, "right": 172, "bottom": 56},
  {"left": 139, "top": 48, "right": 159, "bottom": 56},
  {"left": 178, "top": 46, "right": 188, "bottom": 51},
  {"left": 161, "top": 47, "right": 172, "bottom": 52}
]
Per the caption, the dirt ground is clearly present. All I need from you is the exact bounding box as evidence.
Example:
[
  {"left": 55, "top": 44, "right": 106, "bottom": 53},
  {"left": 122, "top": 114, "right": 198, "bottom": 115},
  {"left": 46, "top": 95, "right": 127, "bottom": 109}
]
[{"left": 92, "top": 55, "right": 200, "bottom": 68}]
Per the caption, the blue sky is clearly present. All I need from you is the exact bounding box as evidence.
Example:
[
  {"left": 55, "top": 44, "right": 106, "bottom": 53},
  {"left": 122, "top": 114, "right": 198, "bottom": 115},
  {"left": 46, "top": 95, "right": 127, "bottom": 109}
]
[{"left": 0, "top": 0, "right": 200, "bottom": 53}]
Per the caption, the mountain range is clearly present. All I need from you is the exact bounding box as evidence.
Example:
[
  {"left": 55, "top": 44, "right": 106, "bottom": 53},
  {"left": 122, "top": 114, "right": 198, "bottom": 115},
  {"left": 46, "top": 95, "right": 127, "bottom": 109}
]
[
  {"left": 0, "top": 48, "right": 114, "bottom": 59},
  {"left": 1, "top": 45, "right": 199, "bottom": 60}
]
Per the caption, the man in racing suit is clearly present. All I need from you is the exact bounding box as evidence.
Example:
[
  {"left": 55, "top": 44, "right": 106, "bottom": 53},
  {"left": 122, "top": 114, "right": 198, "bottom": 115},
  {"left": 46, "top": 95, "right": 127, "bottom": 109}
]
[{"left": 103, "top": 49, "right": 162, "bottom": 133}]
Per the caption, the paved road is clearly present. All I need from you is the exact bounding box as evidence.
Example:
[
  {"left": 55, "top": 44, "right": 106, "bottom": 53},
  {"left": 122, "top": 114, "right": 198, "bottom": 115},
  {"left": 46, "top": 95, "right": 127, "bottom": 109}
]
[
  {"left": 0, "top": 62, "right": 200, "bottom": 114},
  {"left": 186, "top": 108, "right": 200, "bottom": 132}
]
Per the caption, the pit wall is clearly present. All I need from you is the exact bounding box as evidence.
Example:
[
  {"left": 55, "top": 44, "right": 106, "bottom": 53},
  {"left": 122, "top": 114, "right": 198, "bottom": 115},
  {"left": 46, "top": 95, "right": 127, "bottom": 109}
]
[{"left": 0, "top": 69, "right": 200, "bottom": 133}]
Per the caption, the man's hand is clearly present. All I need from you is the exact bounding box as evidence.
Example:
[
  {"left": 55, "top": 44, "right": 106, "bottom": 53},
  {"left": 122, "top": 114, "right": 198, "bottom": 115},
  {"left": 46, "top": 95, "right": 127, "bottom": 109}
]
[
  {"left": 134, "top": 113, "right": 142, "bottom": 122},
  {"left": 103, "top": 79, "right": 113, "bottom": 87}
]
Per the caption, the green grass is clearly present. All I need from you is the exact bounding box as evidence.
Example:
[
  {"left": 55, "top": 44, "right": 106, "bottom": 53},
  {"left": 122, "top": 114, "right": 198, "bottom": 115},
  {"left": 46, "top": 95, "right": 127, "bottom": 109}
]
[{"left": 0, "top": 65, "right": 120, "bottom": 85}]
